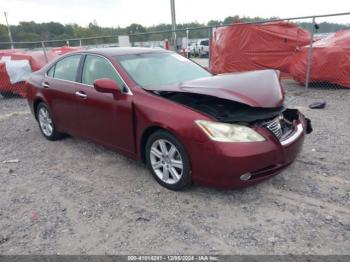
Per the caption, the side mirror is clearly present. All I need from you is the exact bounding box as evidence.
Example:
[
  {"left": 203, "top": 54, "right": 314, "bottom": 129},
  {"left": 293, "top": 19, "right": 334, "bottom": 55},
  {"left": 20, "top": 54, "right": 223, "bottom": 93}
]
[{"left": 93, "top": 78, "right": 121, "bottom": 98}]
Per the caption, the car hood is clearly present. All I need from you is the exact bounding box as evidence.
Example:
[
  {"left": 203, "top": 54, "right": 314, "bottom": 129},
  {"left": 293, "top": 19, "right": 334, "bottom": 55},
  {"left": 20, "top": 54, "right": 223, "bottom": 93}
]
[{"left": 145, "top": 69, "right": 284, "bottom": 108}]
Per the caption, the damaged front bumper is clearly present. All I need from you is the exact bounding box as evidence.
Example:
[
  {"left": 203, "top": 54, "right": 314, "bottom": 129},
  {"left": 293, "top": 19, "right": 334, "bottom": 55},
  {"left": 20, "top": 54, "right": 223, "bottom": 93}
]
[
  {"left": 188, "top": 109, "right": 312, "bottom": 189},
  {"left": 260, "top": 108, "right": 312, "bottom": 146}
]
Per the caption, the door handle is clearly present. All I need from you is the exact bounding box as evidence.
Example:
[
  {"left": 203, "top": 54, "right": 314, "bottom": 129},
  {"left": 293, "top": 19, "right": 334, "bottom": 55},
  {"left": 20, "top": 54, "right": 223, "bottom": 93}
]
[
  {"left": 75, "top": 91, "right": 87, "bottom": 99},
  {"left": 42, "top": 82, "right": 50, "bottom": 88}
]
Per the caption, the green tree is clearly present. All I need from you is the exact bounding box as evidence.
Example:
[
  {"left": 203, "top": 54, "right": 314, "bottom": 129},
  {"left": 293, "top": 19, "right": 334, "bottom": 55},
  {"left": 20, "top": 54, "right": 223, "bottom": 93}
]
[
  {"left": 0, "top": 24, "right": 10, "bottom": 42},
  {"left": 15, "top": 31, "right": 41, "bottom": 42},
  {"left": 0, "top": 17, "right": 349, "bottom": 46},
  {"left": 126, "top": 23, "right": 147, "bottom": 41},
  {"left": 207, "top": 20, "right": 222, "bottom": 27},
  {"left": 223, "top": 15, "right": 240, "bottom": 24}
]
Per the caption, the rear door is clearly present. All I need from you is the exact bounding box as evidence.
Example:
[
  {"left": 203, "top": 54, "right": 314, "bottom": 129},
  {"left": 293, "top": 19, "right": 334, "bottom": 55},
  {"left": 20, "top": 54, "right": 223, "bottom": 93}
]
[
  {"left": 42, "top": 54, "right": 83, "bottom": 134},
  {"left": 74, "top": 54, "right": 135, "bottom": 155}
]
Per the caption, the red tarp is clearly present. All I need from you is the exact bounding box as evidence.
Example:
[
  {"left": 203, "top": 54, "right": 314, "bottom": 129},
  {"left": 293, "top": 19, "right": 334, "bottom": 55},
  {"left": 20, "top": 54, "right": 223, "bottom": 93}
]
[
  {"left": 0, "top": 50, "right": 58, "bottom": 97},
  {"left": 0, "top": 50, "right": 57, "bottom": 71},
  {"left": 209, "top": 22, "right": 311, "bottom": 75},
  {"left": 52, "top": 45, "right": 84, "bottom": 55},
  {"left": 290, "top": 30, "right": 350, "bottom": 88},
  {"left": 0, "top": 62, "right": 27, "bottom": 97},
  {"left": 0, "top": 48, "right": 25, "bottom": 54}
]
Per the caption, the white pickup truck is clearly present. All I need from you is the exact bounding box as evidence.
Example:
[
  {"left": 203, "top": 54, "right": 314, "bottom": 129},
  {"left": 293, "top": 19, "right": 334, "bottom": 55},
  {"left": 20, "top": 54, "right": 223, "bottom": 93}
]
[{"left": 193, "top": 39, "right": 209, "bottom": 57}]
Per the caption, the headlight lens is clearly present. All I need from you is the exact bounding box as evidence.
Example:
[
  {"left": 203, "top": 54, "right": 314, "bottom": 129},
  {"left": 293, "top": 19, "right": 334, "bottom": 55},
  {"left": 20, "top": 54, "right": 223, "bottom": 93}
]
[{"left": 195, "top": 120, "right": 265, "bottom": 142}]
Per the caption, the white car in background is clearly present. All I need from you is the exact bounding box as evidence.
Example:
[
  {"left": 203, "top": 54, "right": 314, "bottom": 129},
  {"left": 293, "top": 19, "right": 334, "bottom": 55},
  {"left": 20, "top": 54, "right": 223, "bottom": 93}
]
[
  {"left": 195, "top": 39, "right": 209, "bottom": 57},
  {"left": 189, "top": 43, "right": 197, "bottom": 57}
]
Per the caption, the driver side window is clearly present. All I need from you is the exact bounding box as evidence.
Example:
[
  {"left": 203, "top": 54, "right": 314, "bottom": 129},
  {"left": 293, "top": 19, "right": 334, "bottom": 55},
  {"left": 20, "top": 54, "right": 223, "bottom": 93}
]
[{"left": 82, "top": 55, "right": 124, "bottom": 89}]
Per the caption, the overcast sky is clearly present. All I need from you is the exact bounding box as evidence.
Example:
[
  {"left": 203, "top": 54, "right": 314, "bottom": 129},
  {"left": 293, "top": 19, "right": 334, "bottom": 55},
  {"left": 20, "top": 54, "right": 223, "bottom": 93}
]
[{"left": 1, "top": 0, "right": 350, "bottom": 27}]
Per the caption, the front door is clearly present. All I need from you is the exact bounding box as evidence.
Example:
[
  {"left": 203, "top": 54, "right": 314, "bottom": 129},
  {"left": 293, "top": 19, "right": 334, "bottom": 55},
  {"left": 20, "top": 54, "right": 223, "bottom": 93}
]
[{"left": 74, "top": 54, "right": 135, "bottom": 156}]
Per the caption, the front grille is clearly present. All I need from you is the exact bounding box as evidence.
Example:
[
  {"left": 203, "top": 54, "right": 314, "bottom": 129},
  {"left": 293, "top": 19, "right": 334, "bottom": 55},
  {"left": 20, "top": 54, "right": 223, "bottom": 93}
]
[
  {"left": 260, "top": 109, "right": 301, "bottom": 141},
  {"left": 263, "top": 116, "right": 283, "bottom": 139}
]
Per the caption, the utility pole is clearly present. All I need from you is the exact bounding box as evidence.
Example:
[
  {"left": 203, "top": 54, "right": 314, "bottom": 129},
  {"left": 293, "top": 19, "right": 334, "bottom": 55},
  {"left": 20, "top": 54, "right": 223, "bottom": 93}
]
[
  {"left": 170, "top": 0, "right": 177, "bottom": 50},
  {"left": 4, "top": 12, "right": 14, "bottom": 49},
  {"left": 305, "top": 17, "right": 316, "bottom": 89}
]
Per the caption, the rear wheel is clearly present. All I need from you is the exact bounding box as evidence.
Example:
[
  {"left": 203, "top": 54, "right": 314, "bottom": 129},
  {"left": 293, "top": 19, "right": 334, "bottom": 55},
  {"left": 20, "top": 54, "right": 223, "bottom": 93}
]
[
  {"left": 145, "top": 130, "right": 191, "bottom": 190},
  {"left": 36, "top": 103, "right": 65, "bottom": 141}
]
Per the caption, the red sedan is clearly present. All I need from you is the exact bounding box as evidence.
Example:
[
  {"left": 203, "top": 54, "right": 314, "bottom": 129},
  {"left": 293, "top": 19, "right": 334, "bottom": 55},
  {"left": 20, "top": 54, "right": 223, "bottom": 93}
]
[{"left": 26, "top": 48, "right": 312, "bottom": 190}]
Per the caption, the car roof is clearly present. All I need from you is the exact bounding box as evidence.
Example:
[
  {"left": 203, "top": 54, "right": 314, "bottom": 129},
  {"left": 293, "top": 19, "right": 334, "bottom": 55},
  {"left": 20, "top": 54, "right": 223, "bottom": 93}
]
[{"left": 81, "top": 47, "right": 170, "bottom": 56}]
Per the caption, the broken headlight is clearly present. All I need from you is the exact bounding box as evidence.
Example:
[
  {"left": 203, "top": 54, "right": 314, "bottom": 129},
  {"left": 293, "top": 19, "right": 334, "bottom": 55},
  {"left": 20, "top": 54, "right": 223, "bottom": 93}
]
[{"left": 195, "top": 120, "right": 265, "bottom": 142}]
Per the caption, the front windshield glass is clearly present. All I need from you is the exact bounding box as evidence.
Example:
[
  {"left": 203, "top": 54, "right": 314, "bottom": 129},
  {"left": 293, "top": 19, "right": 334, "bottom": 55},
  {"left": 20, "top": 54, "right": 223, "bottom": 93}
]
[{"left": 115, "top": 52, "right": 211, "bottom": 87}]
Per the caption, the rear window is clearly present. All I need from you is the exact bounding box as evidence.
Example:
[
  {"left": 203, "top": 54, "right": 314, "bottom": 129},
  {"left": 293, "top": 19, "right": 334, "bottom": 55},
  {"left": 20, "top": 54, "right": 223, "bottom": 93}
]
[
  {"left": 200, "top": 40, "right": 209, "bottom": 46},
  {"left": 53, "top": 55, "right": 82, "bottom": 82}
]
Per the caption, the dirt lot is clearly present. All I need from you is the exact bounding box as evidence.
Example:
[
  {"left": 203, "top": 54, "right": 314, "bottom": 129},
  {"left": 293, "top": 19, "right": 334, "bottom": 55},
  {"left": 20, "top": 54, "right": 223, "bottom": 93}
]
[{"left": 0, "top": 80, "right": 349, "bottom": 255}]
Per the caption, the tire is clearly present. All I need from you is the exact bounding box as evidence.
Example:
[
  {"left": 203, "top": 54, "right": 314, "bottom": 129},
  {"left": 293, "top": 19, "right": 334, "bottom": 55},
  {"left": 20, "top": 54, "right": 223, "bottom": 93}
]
[
  {"left": 145, "top": 130, "right": 192, "bottom": 190},
  {"left": 36, "top": 102, "right": 64, "bottom": 141},
  {"left": 0, "top": 91, "right": 13, "bottom": 98}
]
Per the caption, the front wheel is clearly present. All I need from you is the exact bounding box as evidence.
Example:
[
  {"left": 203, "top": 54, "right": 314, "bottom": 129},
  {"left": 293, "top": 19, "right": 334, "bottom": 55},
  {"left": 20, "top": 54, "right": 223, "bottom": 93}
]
[
  {"left": 145, "top": 130, "right": 192, "bottom": 190},
  {"left": 36, "top": 103, "right": 65, "bottom": 141}
]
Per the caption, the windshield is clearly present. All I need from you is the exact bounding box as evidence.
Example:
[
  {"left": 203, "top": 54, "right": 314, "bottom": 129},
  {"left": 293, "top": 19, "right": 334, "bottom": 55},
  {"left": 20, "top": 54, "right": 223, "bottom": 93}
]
[{"left": 115, "top": 52, "right": 211, "bottom": 87}]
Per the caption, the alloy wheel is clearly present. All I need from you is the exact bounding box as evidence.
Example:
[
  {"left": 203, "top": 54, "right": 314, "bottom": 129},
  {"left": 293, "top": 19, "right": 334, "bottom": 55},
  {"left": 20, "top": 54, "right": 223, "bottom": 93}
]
[
  {"left": 38, "top": 107, "right": 53, "bottom": 137},
  {"left": 149, "top": 139, "right": 183, "bottom": 184}
]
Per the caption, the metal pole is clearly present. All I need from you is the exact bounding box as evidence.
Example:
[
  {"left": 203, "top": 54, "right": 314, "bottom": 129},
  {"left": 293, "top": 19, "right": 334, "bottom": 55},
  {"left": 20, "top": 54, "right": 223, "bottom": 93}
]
[
  {"left": 41, "top": 41, "right": 49, "bottom": 63},
  {"left": 79, "top": 39, "right": 82, "bottom": 47},
  {"left": 3, "top": 12, "right": 14, "bottom": 49},
  {"left": 305, "top": 17, "right": 315, "bottom": 89},
  {"left": 170, "top": 0, "right": 177, "bottom": 50},
  {"left": 186, "top": 29, "right": 189, "bottom": 58},
  {"left": 208, "top": 27, "right": 213, "bottom": 70},
  {"left": 129, "top": 31, "right": 134, "bottom": 47}
]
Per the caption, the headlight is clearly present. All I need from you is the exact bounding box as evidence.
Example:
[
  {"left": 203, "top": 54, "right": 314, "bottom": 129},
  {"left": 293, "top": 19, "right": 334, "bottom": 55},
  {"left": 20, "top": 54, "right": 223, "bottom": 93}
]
[{"left": 195, "top": 120, "right": 265, "bottom": 142}]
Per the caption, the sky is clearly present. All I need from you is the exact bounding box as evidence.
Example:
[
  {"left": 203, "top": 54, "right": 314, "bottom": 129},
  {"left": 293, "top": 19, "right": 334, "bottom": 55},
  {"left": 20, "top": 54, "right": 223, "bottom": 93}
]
[{"left": 1, "top": 0, "right": 350, "bottom": 27}]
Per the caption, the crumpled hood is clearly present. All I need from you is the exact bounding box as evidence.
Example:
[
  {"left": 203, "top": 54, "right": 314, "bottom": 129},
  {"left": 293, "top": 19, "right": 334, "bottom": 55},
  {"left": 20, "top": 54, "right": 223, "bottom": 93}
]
[{"left": 146, "top": 69, "right": 284, "bottom": 108}]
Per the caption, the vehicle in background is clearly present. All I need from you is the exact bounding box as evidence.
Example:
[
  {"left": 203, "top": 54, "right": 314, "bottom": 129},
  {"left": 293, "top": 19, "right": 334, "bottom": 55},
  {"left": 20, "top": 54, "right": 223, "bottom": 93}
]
[
  {"left": 0, "top": 50, "right": 58, "bottom": 98},
  {"left": 26, "top": 47, "right": 312, "bottom": 190},
  {"left": 290, "top": 29, "right": 350, "bottom": 88},
  {"left": 52, "top": 46, "right": 84, "bottom": 56},
  {"left": 210, "top": 22, "right": 310, "bottom": 75},
  {"left": 189, "top": 43, "right": 197, "bottom": 57},
  {"left": 0, "top": 46, "right": 86, "bottom": 98},
  {"left": 195, "top": 39, "right": 209, "bottom": 57}
]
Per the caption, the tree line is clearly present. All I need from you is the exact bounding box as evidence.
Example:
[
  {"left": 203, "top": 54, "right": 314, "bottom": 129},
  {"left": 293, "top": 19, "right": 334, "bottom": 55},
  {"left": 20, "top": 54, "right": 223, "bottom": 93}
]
[{"left": 0, "top": 15, "right": 349, "bottom": 46}]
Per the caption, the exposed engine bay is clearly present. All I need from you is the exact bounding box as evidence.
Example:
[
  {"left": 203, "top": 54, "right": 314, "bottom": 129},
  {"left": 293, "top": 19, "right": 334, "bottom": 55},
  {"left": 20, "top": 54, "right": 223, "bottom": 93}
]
[
  {"left": 157, "top": 91, "right": 283, "bottom": 123},
  {"left": 155, "top": 91, "right": 313, "bottom": 139}
]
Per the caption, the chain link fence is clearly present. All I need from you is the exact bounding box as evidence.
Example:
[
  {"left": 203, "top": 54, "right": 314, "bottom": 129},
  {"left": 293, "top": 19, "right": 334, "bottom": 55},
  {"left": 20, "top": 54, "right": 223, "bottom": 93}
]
[
  {"left": 0, "top": 12, "right": 349, "bottom": 101},
  {"left": 302, "top": 14, "right": 350, "bottom": 90}
]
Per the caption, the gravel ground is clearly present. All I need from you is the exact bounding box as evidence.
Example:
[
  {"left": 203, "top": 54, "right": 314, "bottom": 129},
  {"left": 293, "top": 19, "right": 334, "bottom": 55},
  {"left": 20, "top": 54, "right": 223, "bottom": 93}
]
[{"left": 0, "top": 80, "right": 349, "bottom": 255}]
